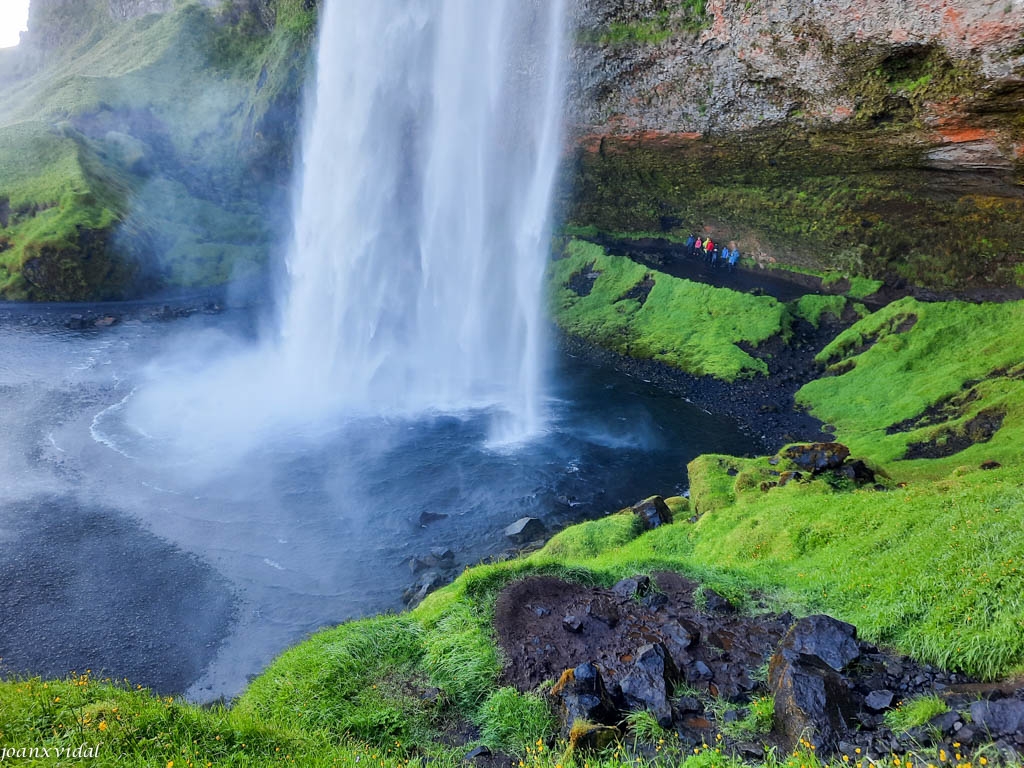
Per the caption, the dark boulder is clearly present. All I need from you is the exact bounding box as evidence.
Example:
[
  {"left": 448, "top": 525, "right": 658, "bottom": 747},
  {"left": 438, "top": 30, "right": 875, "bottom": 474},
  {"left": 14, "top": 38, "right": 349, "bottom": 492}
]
[
  {"left": 686, "top": 659, "right": 714, "bottom": 684},
  {"left": 841, "top": 459, "right": 876, "bottom": 484},
  {"left": 640, "top": 591, "right": 668, "bottom": 611},
  {"left": 65, "top": 314, "right": 90, "bottom": 330},
  {"left": 620, "top": 643, "right": 677, "bottom": 727},
  {"left": 504, "top": 517, "right": 545, "bottom": 543},
  {"left": 408, "top": 547, "right": 455, "bottom": 574},
  {"left": 660, "top": 618, "right": 697, "bottom": 656},
  {"left": 969, "top": 698, "right": 1024, "bottom": 738},
  {"left": 630, "top": 496, "right": 673, "bottom": 530},
  {"left": 612, "top": 575, "right": 651, "bottom": 601},
  {"left": 864, "top": 689, "right": 895, "bottom": 712},
  {"left": 550, "top": 663, "right": 620, "bottom": 732},
  {"left": 702, "top": 588, "right": 736, "bottom": 614},
  {"left": 464, "top": 746, "right": 491, "bottom": 761},
  {"left": 778, "top": 614, "right": 860, "bottom": 672},
  {"left": 562, "top": 615, "right": 584, "bottom": 633},
  {"left": 418, "top": 510, "right": 448, "bottom": 525},
  {"left": 783, "top": 443, "right": 851, "bottom": 474},
  {"left": 778, "top": 470, "right": 804, "bottom": 487},
  {"left": 769, "top": 647, "right": 857, "bottom": 751},
  {"left": 402, "top": 571, "right": 445, "bottom": 606},
  {"left": 430, "top": 546, "right": 454, "bottom": 563}
]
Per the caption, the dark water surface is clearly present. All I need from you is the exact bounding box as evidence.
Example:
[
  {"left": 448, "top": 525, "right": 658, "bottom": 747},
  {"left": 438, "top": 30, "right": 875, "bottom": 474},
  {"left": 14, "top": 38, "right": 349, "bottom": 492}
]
[{"left": 0, "top": 307, "right": 756, "bottom": 700}]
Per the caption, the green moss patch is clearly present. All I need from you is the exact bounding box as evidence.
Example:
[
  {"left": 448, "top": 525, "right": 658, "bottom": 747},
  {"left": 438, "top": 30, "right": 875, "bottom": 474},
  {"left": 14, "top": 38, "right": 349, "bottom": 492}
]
[
  {"left": 798, "top": 297, "right": 1024, "bottom": 478},
  {"left": 789, "top": 294, "right": 848, "bottom": 328},
  {"left": 549, "top": 239, "right": 789, "bottom": 380}
]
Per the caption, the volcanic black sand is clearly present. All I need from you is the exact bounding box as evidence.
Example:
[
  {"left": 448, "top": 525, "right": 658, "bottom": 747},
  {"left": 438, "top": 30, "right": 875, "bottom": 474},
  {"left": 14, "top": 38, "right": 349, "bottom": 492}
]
[{"left": 0, "top": 497, "right": 236, "bottom": 693}]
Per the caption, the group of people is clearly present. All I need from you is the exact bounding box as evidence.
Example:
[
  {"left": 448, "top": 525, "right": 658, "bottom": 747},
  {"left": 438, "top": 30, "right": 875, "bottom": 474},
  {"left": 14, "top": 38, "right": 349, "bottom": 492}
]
[{"left": 683, "top": 233, "right": 741, "bottom": 271}]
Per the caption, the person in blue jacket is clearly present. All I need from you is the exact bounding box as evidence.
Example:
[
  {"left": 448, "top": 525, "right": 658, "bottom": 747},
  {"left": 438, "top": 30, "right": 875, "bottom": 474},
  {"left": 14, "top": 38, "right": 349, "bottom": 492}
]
[
  {"left": 727, "top": 245, "right": 740, "bottom": 272},
  {"left": 684, "top": 233, "right": 696, "bottom": 258}
]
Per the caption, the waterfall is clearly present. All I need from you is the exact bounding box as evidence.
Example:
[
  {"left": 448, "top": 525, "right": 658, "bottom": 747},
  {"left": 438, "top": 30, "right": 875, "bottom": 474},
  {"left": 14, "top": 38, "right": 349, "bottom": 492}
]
[{"left": 279, "top": 0, "right": 567, "bottom": 438}]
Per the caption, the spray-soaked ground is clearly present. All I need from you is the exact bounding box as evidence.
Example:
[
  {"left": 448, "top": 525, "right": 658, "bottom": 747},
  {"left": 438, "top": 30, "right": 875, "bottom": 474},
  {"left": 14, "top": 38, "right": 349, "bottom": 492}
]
[{"left": 0, "top": 307, "right": 756, "bottom": 701}]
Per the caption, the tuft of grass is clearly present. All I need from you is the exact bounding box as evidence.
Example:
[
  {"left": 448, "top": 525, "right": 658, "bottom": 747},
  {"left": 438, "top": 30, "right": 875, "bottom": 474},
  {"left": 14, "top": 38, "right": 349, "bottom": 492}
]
[
  {"left": 846, "top": 276, "right": 884, "bottom": 299},
  {"left": 236, "top": 615, "right": 429, "bottom": 741},
  {"left": 789, "top": 294, "right": 848, "bottom": 328},
  {"left": 883, "top": 694, "right": 949, "bottom": 733},
  {"left": 477, "top": 688, "right": 556, "bottom": 756},
  {"left": 624, "top": 709, "right": 669, "bottom": 743},
  {"left": 718, "top": 696, "right": 774, "bottom": 739},
  {"left": 549, "top": 239, "right": 789, "bottom": 381},
  {"left": 578, "top": 1, "right": 709, "bottom": 46}
]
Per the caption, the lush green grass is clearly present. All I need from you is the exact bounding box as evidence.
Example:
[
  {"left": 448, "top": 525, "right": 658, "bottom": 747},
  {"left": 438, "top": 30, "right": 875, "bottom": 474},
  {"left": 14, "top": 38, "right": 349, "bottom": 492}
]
[
  {"left": 717, "top": 695, "right": 774, "bottom": 740},
  {"left": 789, "top": 294, "right": 848, "bottom": 328},
  {"left": 884, "top": 695, "right": 949, "bottom": 733},
  {"left": 549, "top": 239, "right": 789, "bottom": 380},
  {"left": 798, "top": 297, "right": 1024, "bottom": 479},
  {"left": 477, "top": 688, "right": 556, "bottom": 756},
  {"left": 0, "top": 672, "right": 422, "bottom": 767},
  {"left": 845, "top": 276, "right": 884, "bottom": 299},
  {"left": 624, "top": 710, "right": 670, "bottom": 743}
]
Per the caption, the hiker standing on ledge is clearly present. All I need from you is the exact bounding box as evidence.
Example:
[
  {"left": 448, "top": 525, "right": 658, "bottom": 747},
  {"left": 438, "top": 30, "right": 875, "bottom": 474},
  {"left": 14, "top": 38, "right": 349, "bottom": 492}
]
[
  {"left": 684, "top": 232, "right": 696, "bottom": 258},
  {"left": 727, "top": 241, "right": 740, "bottom": 272}
]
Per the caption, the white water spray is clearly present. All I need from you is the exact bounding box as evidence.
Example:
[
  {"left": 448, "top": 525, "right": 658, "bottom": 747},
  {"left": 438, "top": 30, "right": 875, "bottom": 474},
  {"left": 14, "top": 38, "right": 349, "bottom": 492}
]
[{"left": 279, "top": 0, "right": 567, "bottom": 438}]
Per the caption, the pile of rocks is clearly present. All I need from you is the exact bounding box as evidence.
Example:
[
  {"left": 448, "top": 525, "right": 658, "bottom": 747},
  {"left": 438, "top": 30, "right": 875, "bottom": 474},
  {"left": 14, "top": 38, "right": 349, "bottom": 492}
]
[{"left": 493, "top": 573, "right": 1023, "bottom": 761}]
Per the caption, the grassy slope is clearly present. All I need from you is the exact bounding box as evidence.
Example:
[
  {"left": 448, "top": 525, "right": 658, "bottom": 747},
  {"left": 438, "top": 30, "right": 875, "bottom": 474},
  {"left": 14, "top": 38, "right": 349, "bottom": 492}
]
[
  {"left": 0, "top": 1, "right": 313, "bottom": 299},
  {"left": 550, "top": 238, "right": 789, "bottom": 380},
  {"left": 799, "top": 297, "right": 1024, "bottom": 478}
]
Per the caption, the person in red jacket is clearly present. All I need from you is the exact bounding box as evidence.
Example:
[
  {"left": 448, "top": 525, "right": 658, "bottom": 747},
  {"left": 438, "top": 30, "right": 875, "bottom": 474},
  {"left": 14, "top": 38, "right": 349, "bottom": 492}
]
[{"left": 704, "top": 237, "right": 715, "bottom": 263}]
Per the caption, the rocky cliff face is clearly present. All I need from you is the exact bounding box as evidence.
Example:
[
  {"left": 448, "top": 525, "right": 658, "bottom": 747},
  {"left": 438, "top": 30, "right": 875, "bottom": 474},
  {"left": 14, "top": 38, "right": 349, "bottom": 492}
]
[
  {"left": 570, "top": 0, "right": 1023, "bottom": 134},
  {"left": 565, "top": 0, "right": 1024, "bottom": 290}
]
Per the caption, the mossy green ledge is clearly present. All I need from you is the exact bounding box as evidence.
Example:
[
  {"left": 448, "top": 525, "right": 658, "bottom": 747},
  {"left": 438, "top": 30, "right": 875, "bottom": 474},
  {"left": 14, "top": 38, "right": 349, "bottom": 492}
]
[{"left": 563, "top": 116, "right": 1024, "bottom": 293}]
